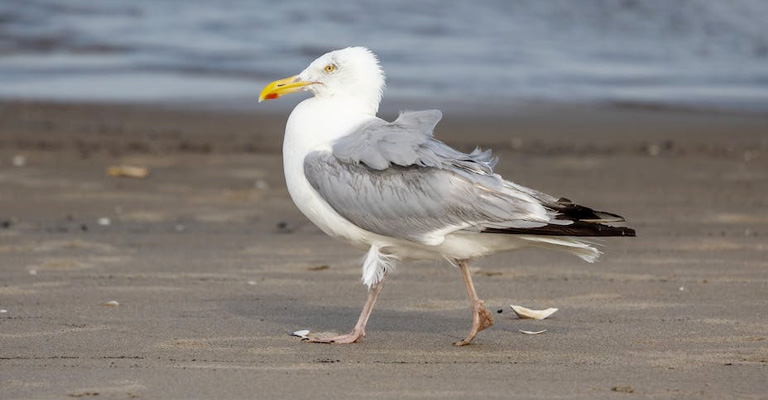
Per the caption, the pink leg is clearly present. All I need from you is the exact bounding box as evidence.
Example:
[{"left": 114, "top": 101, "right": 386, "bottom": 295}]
[
  {"left": 307, "top": 278, "right": 386, "bottom": 344},
  {"left": 454, "top": 259, "right": 494, "bottom": 346}
]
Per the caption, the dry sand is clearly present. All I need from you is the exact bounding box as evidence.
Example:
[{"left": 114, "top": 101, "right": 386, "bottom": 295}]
[{"left": 1, "top": 100, "right": 767, "bottom": 399}]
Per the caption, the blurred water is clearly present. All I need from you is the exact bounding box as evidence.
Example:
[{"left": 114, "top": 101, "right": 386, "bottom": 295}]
[{"left": 1, "top": 0, "right": 767, "bottom": 112}]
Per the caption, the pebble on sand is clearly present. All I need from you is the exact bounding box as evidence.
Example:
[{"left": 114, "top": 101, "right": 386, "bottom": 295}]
[
  {"left": 107, "top": 165, "right": 150, "bottom": 178},
  {"left": 12, "top": 155, "right": 26, "bottom": 167},
  {"left": 254, "top": 179, "right": 269, "bottom": 190},
  {"left": 105, "top": 300, "right": 120, "bottom": 307}
]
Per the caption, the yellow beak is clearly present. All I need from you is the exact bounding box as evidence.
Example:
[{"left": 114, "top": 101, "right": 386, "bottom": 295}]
[{"left": 258, "top": 75, "right": 317, "bottom": 103}]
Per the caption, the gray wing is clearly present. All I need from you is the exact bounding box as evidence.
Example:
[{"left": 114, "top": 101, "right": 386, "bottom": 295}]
[
  {"left": 303, "top": 110, "right": 560, "bottom": 246},
  {"left": 332, "top": 110, "right": 498, "bottom": 174}
]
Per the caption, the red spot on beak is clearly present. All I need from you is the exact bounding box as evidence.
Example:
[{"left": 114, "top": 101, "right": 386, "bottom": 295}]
[{"left": 265, "top": 93, "right": 279, "bottom": 100}]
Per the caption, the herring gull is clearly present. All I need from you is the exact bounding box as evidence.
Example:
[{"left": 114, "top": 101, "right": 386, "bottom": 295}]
[{"left": 259, "top": 47, "right": 635, "bottom": 346}]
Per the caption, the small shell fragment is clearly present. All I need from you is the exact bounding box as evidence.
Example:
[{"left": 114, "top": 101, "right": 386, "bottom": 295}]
[
  {"left": 510, "top": 304, "right": 558, "bottom": 320},
  {"left": 0, "top": 309, "right": 7, "bottom": 314},
  {"left": 519, "top": 329, "right": 547, "bottom": 335},
  {"left": 105, "top": 300, "right": 120, "bottom": 307},
  {"left": 98, "top": 217, "right": 111, "bottom": 226},
  {"left": 107, "top": 165, "right": 150, "bottom": 179},
  {"left": 292, "top": 329, "right": 310, "bottom": 339}
]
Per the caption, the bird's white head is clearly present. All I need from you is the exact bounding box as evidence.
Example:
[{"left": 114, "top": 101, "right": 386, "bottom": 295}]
[{"left": 259, "top": 47, "right": 385, "bottom": 115}]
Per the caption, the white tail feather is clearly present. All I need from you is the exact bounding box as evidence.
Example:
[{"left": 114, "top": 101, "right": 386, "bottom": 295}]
[
  {"left": 362, "top": 244, "right": 399, "bottom": 288},
  {"left": 522, "top": 236, "right": 602, "bottom": 263}
]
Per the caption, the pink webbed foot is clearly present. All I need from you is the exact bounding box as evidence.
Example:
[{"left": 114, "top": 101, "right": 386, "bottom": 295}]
[
  {"left": 453, "top": 260, "right": 494, "bottom": 346},
  {"left": 305, "top": 330, "right": 365, "bottom": 344},
  {"left": 453, "top": 299, "right": 494, "bottom": 346},
  {"left": 302, "top": 279, "right": 385, "bottom": 345}
]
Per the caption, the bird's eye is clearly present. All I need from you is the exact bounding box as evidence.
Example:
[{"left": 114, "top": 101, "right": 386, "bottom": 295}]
[{"left": 324, "top": 64, "right": 337, "bottom": 73}]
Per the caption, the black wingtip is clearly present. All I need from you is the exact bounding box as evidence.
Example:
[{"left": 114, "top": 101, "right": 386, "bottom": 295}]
[
  {"left": 554, "top": 202, "right": 627, "bottom": 223},
  {"left": 483, "top": 223, "right": 636, "bottom": 237}
]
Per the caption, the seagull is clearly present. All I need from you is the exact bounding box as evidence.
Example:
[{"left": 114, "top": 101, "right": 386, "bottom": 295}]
[{"left": 259, "top": 47, "right": 635, "bottom": 346}]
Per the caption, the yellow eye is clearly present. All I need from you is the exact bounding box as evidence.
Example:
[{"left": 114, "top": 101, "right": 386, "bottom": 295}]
[{"left": 324, "top": 64, "right": 336, "bottom": 73}]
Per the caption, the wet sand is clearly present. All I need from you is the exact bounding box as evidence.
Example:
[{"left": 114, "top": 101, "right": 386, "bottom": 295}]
[{"left": 1, "top": 101, "right": 767, "bottom": 399}]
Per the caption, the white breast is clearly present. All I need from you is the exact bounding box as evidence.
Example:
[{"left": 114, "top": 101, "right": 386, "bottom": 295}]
[{"left": 282, "top": 98, "right": 378, "bottom": 246}]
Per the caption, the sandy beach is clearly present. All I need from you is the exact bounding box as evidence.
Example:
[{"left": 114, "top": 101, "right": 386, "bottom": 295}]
[{"left": 1, "top": 100, "right": 767, "bottom": 399}]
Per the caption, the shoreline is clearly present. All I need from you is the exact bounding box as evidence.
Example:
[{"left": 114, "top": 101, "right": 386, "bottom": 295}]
[
  {"left": 2, "top": 98, "right": 766, "bottom": 158},
  {"left": 5, "top": 93, "right": 768, "bottom": 117}
]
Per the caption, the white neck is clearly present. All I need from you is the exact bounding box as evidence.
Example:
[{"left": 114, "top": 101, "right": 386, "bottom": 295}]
[
  {"left": 309, "top": 89, "right": 381, "bottom": 116},
  {"left": 284, "top": 97, "right": 377, "bottom": 158}
]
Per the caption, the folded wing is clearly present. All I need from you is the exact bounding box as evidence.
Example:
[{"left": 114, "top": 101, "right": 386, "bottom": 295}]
[{"left": 304, "top": 110, "right": 635, "bottom": 246}]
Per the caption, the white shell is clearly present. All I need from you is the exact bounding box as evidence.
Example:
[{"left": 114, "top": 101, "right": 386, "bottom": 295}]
[
  {"left": 510, "top": 304, "right": 558, "bottom": 320},
  {"left": 292, "top": 329, "right": 310, "bottom": 339},
  {"left": 105, "top": 300, "right": 120, "bottom": 307},
  {"left": 519, "top": 329, "right": 547, "bottom": 335}
]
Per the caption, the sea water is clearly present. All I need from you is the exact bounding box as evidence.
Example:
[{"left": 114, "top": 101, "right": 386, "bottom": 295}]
[{"left": 1, "top": 0, "right": 767, "bottom": 113}]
